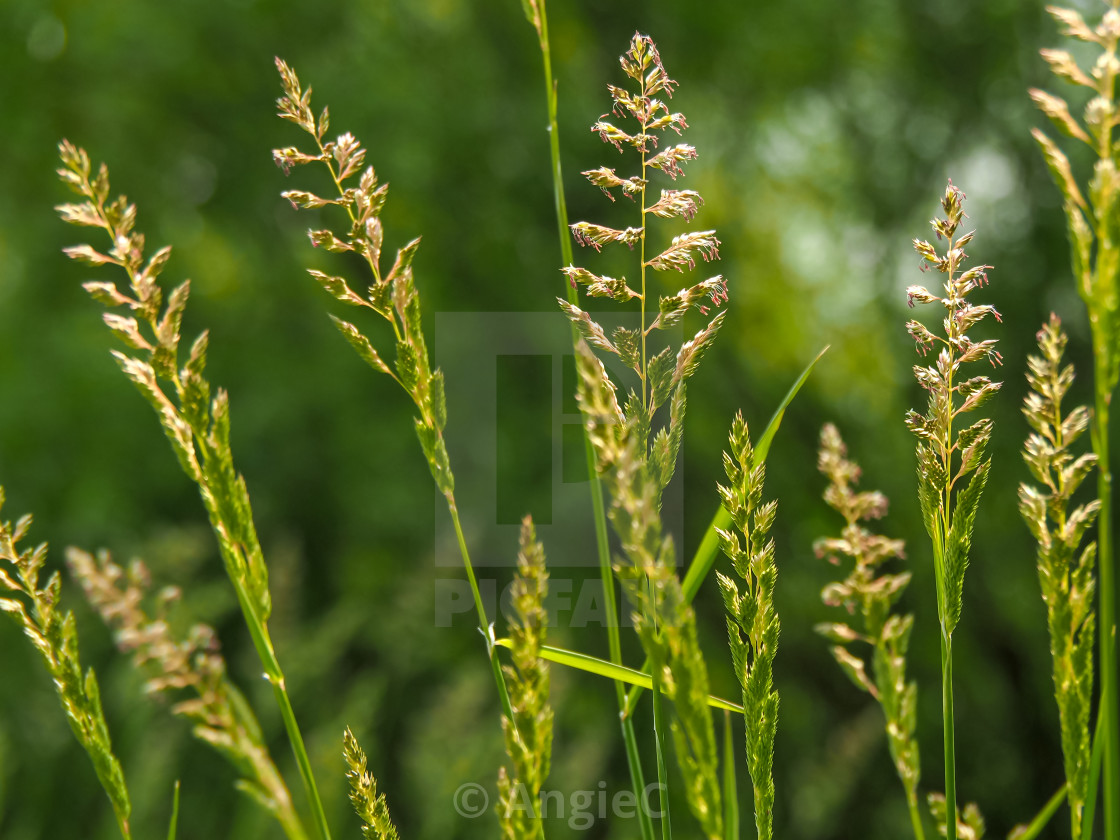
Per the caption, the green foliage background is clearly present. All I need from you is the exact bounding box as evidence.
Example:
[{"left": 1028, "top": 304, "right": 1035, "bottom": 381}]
[{"left": 0, "top": 0, "right": 1100, "bottom": 838}]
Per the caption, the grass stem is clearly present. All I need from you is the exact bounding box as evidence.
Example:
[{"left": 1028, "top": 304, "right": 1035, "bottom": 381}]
[
  {"left": 1085, "top": 712, "right": 1105, "bottom": 838},
  {"left": 941, "top": 629, "right": 957, "bottom": 840},
  {"left": 228, "top": 558, "right": 329, "bottom": 840},
  {"left": 908, "top": 790, "right": 926, "bottom": 840},
  {"left": 652, "top": 663, "right": 672, "bottom": 840},
  {"left": 1092, "top": 383, "right": 1119, "bottom": 840},
  {"left": 448, "top": 495, "right": 516, "bottom": 726}
]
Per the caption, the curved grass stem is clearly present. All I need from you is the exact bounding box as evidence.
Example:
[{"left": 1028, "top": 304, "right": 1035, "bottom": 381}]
[
  {"left": 228, "top": 561, "right": 329, "bottom": 840},
  {"left": 447, "top": 495, "right": 515, "bottom": 725}
]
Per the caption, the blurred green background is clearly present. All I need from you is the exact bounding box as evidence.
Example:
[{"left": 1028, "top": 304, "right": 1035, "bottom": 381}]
[{"left": 0, "top": 0, "right": 1109, "bottom": 838}]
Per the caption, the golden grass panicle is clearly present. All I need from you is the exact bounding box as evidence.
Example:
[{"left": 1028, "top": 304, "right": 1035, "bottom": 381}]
[
  {"left": 272, "top": 58, "right": 451, "bottom": 498},
  {"left": 904, "top": 180, "right": 1001, "bottom": 638},
  {"left": 55, "top": 140, "right": 272, "bottom": 626},
  {"left": 562, "top": 32, "right": 727, "bottom": 496}
]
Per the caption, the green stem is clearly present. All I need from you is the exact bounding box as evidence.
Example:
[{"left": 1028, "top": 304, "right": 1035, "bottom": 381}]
[
  {"left": 639, "top": 123, "right": 649, "bottom": 412},
  {"left": 447, "top": 495, "right": 515, "bottom": 726},
  {"left": 227, "top": 569, "right": 330, "bottom": 840},
  {"left": 1094, "top": 371, "right": 1119, "bottom": 840},
  {"left": 624, "top": 714, "right": 657, "bottom": 840},
  {"left": 531, "top": 4, "right": 654, "bottom": 839},
  {"left": 1091, "top": 26, "right": 1119, "bottom": 840},
  {"left": 1085, "top": 710, "right": 1105, "bottom": 838},
  {"left": 272, "top": 684, "right": 329, "bottom": 840},
  {"left": 652, "top": 664, "right": 672, "bottom": 840},
  {"left": 907, "top": 789, "right": 926, "bottom": 840},
  {"left": 941, "top": 628, "right": 957, "bottom": 840},
  {"left": 723, "top": 710, "right": 740, "bottom": 840},
  {"left": 1011, "top": 784, "right": 1068, "bottom": 840}
]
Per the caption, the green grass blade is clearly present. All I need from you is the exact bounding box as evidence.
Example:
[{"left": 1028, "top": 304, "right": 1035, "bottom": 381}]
[
  {"left": 723, "top": 710, "right": 739, "bottom": 840},
  {"left": 681, "top": 343, "right": 828, "bottom": 606},
  {"left": 623, "top": 345, "right": 828, "bottom": 717},
  {"left": 166, "top": 780, "right": 180, "bottom": 840},
  {"left": 495, "top": 641, "right": 744, "bottom": 714},
  {"left": 1008, "top": 784, "right": 1067, "bottom": 840}
]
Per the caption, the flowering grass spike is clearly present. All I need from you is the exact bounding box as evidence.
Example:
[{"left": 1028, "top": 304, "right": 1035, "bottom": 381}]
[
  {"left": 55, "top": 140, "right": 330, "bottom": 840},
  {"left": 0, "top": 492, "right": 132, "bottom": 839},
  {"left": 497, "top": 517, "right": 553, "bottom": 840},
  {"left": 1019, "top": 315, "right": 1099, "bottom": 840},
  {"left": 66, "top": 547, "right": 306, "bottom": 840},
  {"left": 715, "top": 413, "right": 779, "bottom": 840},
  {"left": 1031, "top": 7, "right": 1120, "bottom": 835},
  {"left": 814, "top": 424, "right": 922, "bottom": 840},
  {"left": 905, "top": 180, "right": 1001, "bottom": 840}
]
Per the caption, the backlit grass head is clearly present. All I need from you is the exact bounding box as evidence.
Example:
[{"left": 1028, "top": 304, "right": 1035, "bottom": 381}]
[
  {"left": 563, "top": 33, "right": 726, "bottom": 499},
  {"left": 904, "top": 180, "right": 1001, "bottom": 637}
]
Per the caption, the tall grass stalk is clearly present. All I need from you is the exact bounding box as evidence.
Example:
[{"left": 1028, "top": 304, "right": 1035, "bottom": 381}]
[
  {"left": 1029, "top": 7, "right": 1120, "bottom": 835},
  {"left": 563, "top": 32, "right": 729, "bottom": 839},
  {"left": 904, "top": 182, "right": 1002, "bottom": 840},
  {"left": 517, "top": 6, "right": 653, "bottom": 835},
  {"left": 54, "top": 142, "right": 329, "bottom": 840},
  {"left": 271, "top": 60, "right": 516, "bottom": 733}
]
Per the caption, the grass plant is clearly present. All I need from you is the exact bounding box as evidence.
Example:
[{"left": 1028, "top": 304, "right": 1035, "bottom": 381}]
[
  {"left": 904, "top": 181, "right": 1002, "bottom": 840},
  {"left": 270, "top": 58, "right": 516, "bottom": 737},
  {"left": 562, "top": 31, "right": 729, "bottom": 839},
  {"left": 1, "top": 12, "right": 1116, "bottom": 840},
  {"left": 0, "top": 491, "right": 133, "bottom": 839},
  {"left": 518, "top": 6, "right": 653, "bottom": 835},
  {"left": 1019, "top": 315, "right": 1099, "bottom": 840},
  {"left": 54, "top": 142, "right": 330, "bottom": 840},
  {"left": 1030, "top": 6, "right": 1120, "bottom": 836},
  {"left": 715, "top": 413, "right": 779, "bottom": 840},
  {"left": 814, "top": 423, "right": 922, "bottom": 840}
]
